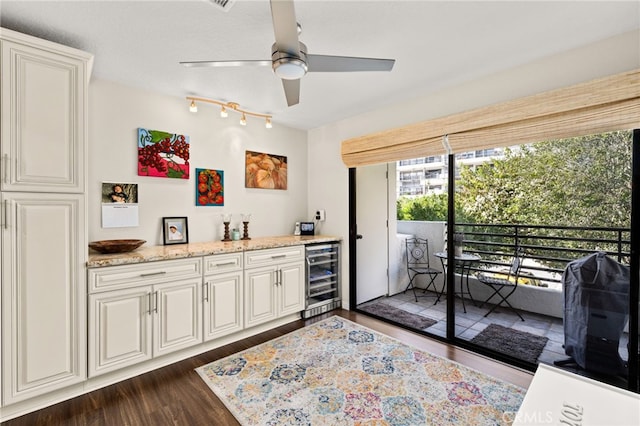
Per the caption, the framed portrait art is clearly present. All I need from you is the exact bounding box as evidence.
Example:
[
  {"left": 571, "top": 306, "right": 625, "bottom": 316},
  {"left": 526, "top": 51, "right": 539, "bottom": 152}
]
[{"left": 162, "top": 217, "right": 189, "bottom": 245}]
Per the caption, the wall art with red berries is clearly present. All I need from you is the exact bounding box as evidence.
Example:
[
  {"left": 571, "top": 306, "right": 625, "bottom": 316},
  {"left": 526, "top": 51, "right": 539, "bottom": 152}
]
[
  {"left": 138, "top": 128, "right": 190, "bottom": 179},
  {"left": 195, "top": 168, "right": 224, "bottom": 206}
]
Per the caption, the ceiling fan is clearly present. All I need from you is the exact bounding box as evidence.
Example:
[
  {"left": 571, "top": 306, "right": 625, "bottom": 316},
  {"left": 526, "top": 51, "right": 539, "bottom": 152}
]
[{"left": 180, "top": 0, "right": 395, "bottom": 107}]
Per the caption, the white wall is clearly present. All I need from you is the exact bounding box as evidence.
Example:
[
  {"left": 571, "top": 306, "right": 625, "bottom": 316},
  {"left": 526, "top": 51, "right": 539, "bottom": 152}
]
[
  {"left": 308, "top": 30, "right": 640, "bottom": 310},
  {"left": 88, "top": 79, "right": 308, "bottom": 245}
]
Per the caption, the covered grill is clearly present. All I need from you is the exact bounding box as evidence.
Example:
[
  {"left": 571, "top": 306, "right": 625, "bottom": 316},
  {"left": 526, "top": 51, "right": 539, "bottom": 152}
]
[{"left": 556, "top": 252, "right": 630, "bottom": 375}]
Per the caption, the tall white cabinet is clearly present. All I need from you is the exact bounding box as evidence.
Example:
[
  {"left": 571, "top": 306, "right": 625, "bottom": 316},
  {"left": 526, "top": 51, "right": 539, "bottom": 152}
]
[{"left": 0, "top": 28, "right": 92, "bottom": 405}]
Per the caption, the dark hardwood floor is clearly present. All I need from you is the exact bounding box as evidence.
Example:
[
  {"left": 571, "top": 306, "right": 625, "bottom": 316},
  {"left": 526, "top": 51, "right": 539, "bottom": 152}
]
[{"left": 1, "top": 310, "right": 533, "bottom": 426}]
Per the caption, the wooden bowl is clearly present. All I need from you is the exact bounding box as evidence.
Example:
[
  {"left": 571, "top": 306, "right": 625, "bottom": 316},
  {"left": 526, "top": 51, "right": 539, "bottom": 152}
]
[{"left": 89, "top": 239, "right": 146, "bottom": 254}]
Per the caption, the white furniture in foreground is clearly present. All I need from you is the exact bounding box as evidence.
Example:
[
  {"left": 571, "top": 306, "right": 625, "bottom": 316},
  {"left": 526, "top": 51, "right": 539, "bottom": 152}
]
[
  {"left": 1, "top": 27, "right": 92, "bottom": 406},
  {"left": 513, "top": 364, "right": 639, "bottom": 425}
]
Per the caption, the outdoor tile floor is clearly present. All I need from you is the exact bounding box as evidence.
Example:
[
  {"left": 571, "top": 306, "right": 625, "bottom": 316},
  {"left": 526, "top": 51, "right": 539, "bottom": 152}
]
[{"left": 358, "top": 290, "right": 630, "bottom": 370}]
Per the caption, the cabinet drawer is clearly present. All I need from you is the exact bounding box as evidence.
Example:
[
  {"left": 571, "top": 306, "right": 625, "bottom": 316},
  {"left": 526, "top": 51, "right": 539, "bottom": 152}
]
[
  {"left": 244, "top": 245, "right": 304, "bottom": 268},
  {"left": 204, "top": 252, "right": 243, "bottom": 275},
  {"left": 88, "top": 258, "right": 202, "bottom": 293}
]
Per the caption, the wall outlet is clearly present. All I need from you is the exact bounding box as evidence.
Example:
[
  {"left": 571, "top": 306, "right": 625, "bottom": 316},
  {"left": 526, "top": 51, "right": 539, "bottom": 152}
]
[{"left": 315, "top": 209, "right": 326, "bottom": 221}]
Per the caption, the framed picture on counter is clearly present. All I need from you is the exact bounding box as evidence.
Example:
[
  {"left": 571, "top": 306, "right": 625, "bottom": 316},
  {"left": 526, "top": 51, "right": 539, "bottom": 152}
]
[{"left": 162, "top": 217, "right": 189, "bottom": 245}]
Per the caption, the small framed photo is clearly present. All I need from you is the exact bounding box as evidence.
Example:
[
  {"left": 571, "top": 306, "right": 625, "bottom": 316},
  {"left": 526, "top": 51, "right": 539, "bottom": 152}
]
[{"left": 162, "top": 217, "right": 189, "bottom": 245}]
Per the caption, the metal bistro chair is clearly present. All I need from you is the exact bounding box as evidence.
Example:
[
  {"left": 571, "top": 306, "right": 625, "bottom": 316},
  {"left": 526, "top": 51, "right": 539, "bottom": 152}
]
[
  {"left": 404, "top": 237, "right": 443, "bottom": 303},
  {"left": 475, "top": 247, "right": 526, "bottom": 321}
]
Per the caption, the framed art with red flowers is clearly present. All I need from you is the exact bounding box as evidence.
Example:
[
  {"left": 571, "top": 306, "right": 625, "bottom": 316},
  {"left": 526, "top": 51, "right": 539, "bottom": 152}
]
[
  {"left": 195, "top": 168, "right": 224, "bottom": 206},
  {"left": 138, "top": 128, "right": 190, "bottom": 179}
]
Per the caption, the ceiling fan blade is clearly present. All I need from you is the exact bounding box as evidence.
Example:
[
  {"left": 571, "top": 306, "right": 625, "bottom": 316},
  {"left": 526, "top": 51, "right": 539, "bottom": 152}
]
[
  {"left": 282, "top": 79, "right": 300, "bottom": 106},
  {"left": 180, "top": 60, "right": 271, "bottom": 68},
  {"left": 270, "top": 0, "right": 300, "bottom": 55},
  {"left": 307, "top": 55, "right": 395, "bottom": 72}
]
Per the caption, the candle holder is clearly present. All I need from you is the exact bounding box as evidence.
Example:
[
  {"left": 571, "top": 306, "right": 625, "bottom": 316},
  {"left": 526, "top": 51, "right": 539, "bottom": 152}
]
[
  {"left": 241, "top": 214, "right": 251, "bottom": 240},
  {"left": 221, "top": 214, "right": 232, "bottom": 242}
]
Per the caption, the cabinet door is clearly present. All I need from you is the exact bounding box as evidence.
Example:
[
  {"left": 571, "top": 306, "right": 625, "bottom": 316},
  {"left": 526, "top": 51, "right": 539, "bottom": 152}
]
[
  {"left": 88, "top": 287, "right": 152, "bottom": 377},
  {"left": 279, "top": 261, "right": 305, "bottom": 317},
  {"left": 0, "top": 40, "right": 88, "bottom": 192},
  {"left": 153, "top": 278, "right": 202, "bottom": 357},
  {"left": 204, "top": 271, "right": 243, "bottom": 341},
  {"left": 244, "top": 265, "right": 278, "bottom": 328},
  {"left": 1, "top": 193, "right": 86, "bottom": 403}
]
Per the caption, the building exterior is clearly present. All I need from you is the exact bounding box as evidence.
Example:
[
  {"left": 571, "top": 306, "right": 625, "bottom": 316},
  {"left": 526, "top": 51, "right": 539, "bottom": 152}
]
[{"left": 397, "top": 148, "right": 504, "bottom": 197}]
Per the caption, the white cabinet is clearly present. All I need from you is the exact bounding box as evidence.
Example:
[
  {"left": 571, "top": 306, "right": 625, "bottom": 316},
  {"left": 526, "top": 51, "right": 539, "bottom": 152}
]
[
  {"left": 87, "top": 259, "right": 202, "bottom": 377},
  {"left": 1, "top": 193, "right": 86, "bottom": 404},
  {"left": 0, "top": 28, "right": 92, "bottom": 406},
  {"left": 278, "top": 261, "right": 307, "bottom": 316},
  {"left": 153, "top": 279, "right": 201, "bottom": 357},
  {"left": 0, "top": 28, "right": 91, "bottom": 193},
  {"left": 203, "top": 253, "right": 243, "bottom": 341},
  {"left": 244, "top": 246, "right": 305, "bottom": 328},
  {"left": 88, "top": 286, "right": 152, "bottom": 375}
]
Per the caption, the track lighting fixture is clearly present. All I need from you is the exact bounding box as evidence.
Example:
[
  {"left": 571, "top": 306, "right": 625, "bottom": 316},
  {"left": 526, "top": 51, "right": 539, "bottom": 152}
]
[{"left": 186, "top": 96, "right": 272, "bottom": 128}]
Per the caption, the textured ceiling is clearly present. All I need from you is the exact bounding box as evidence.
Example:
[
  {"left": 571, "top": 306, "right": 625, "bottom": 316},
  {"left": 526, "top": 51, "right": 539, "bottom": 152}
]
[{"left": 1, "top": 0, "right": 639, "bottom": 130}]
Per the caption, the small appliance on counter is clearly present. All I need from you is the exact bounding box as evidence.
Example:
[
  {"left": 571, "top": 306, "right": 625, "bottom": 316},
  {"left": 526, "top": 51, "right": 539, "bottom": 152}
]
[
  {"left": 294, "top": 221, "right": 315, "bottom": 236},
  {"left": 300, "top": 222, "right": 315, "bottom": 236}
]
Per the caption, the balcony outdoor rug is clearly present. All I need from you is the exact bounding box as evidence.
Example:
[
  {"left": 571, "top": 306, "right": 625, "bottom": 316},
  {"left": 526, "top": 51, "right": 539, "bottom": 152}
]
[
  {"left": 471, "top": 324, "right": 549, "bottom": 364},
  {"left": 196, "top": 316, "right": 526, "bottom": 425},
  {"left": 358, "top": 302, "right": 437, "bottom": 330}
]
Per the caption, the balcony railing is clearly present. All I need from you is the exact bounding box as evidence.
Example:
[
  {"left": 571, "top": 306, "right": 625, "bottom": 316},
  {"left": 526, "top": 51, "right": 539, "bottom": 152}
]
[{"left": 455, "top": 223, "right": 630, "bottom": 285}]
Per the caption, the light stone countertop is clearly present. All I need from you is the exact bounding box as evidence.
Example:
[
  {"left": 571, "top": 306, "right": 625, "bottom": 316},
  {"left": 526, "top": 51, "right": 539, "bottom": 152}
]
[{"left": 87, "top": 235, "right": 341, "bottom": 268}]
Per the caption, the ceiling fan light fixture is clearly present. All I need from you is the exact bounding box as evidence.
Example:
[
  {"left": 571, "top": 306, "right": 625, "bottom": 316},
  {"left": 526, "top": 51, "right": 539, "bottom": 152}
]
[
  {"left": 273, "top": 57, "right": 308, "bottom": 80},
  {"left": 240, "top": 113, "right": 247, "bottom": 126},
  {"left": 265, "top": 117, "right": 272, "bottom": 129},
  {"left": 220, "top": 106, "right": 228, "bottom": 118},
  {"left": 189, "top": 100, "right": 198, "bottom": 113},
  {"left": 182, "top": 4, "right": 396, "bottom": 108}
]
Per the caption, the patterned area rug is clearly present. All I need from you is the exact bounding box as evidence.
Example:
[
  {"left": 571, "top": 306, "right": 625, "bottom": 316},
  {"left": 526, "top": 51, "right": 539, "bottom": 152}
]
[
  {"left": 196, "top": 316, "right": 526, "bottom": 425},
  {"left": 471, "top": 324, "right": 549, "bottom": 364},
  {"left": 359, "top": 302, "right": 437, "bottom": 330}
]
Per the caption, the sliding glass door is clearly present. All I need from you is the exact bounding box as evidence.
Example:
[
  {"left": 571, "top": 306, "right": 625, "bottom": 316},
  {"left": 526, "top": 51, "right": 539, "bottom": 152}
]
[{"left": 351, "top": 129, "right": 639, "bottom": 393}]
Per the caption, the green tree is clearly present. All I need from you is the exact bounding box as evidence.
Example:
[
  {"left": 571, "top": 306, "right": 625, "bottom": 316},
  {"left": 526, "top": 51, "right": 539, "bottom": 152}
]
[
  {"left": 456, "top": 131, "right": 632, "bottom": 266},
  {"left": 397, "top": 193, "right": 471, "bottom": 222},
  {"left": 458, "top": 131, "right": 632, "bottom": 228}
]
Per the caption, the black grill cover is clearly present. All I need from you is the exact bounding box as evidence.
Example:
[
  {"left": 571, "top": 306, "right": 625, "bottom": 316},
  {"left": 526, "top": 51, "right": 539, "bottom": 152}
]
[{"left": 561, "top": 252, "right": 629, "bottom": 375}]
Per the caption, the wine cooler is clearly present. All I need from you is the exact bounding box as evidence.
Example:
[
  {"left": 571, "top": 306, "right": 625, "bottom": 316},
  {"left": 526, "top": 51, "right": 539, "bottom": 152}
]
[{"left": 303, "top": 242, "right": 341, "bottom": 318}]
